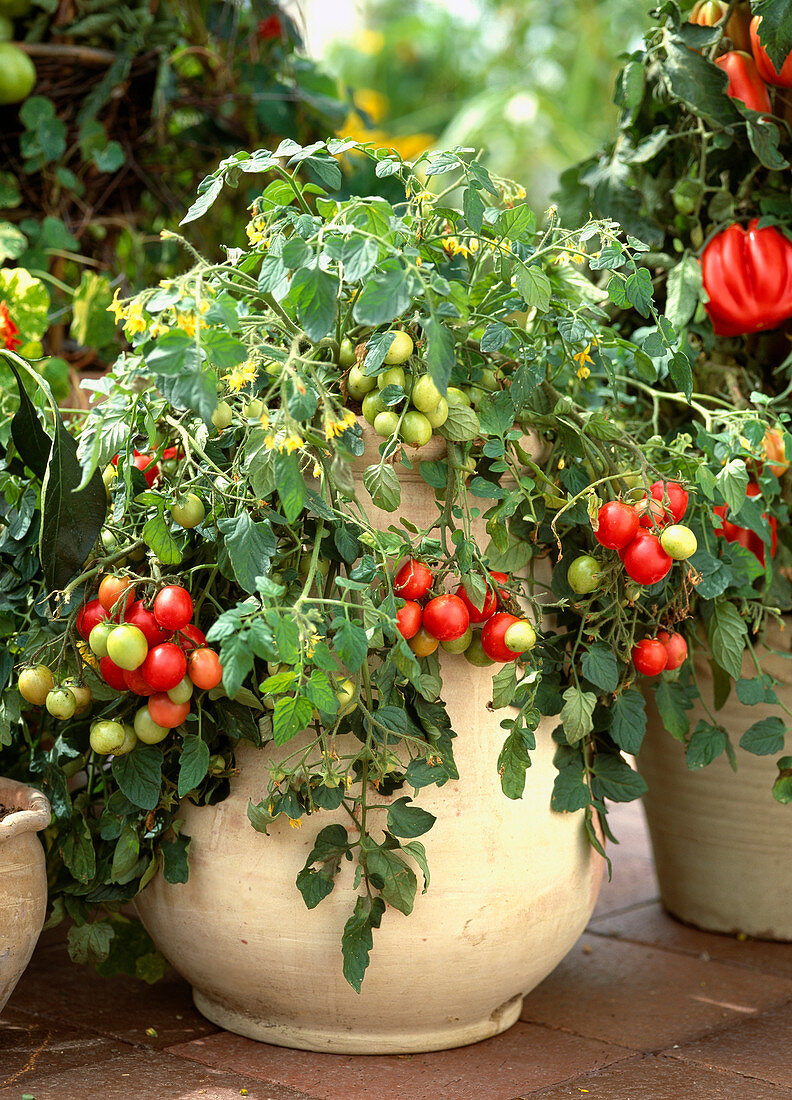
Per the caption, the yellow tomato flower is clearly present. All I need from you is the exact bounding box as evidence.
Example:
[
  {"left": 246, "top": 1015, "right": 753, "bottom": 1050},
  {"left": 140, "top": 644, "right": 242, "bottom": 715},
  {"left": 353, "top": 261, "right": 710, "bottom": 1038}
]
[
  {"left": 123, "top": 301, "right": 147, "bottom": 336},
  {"left": 224, "top": 359, "right": 259, "bottom": 393},
  {"left": 108, "top": 287, "right": 128, "bottom": 323},
  {"left": 323, "top": 408, "right": 357, "bottom": 440}
]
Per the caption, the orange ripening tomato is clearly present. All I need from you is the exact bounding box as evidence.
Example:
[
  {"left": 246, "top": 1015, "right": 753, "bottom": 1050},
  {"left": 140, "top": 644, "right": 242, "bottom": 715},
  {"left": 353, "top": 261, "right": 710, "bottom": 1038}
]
[
  {"left": 762, "top": 428, "right": 790, "bottom": 478},
  {"left": 701, "top": 220, "right": 792, "bottom": 337},
  {"left": 714, "top": 51, "right": 771, "bottom": 112},
  {"left": 750, "top": 16, "right": 792, "bottom": 87},
  {"left": 690, "top": 0, "right": 751, "bottom": 51}
]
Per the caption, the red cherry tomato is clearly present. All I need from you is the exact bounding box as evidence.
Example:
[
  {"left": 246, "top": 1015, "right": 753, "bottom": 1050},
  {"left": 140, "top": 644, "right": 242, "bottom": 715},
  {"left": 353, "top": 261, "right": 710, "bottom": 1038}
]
[
  {"left": 656, "top": 631, "right": 688, "bottom": 671},
  {"left": 393, "top": 558, "right": 433, "bottom": 601},
  {"left": 422, "top": 594, "right": 470, "bottom": 641},
  {"left": 594, "top": 500, "right": 639, "bottom": 549},
  {"left": 112, "top": 449, "right": 159, "bottom": 487},
  {"left": 652, "top": 480, "right": 688, "bottom": 522},
  {"left": 100, "top": 656, "right": 129, "bottom": 692},
  {"left": 124, "top": 666, "right": 155, "bottom": 696},
  {"left": 142, "top": 642, "right": 187, "bottom": 691},
  {"left": 714, "top": 482, "right": 777, "bottom": 565},
  {"left": 632, "top": 638, "right": 668, "bottom": 677},
  {"left": 153, "top": 585, "right": 194, "bottom": 631},
  {"left": 162, "top": 446, "right": 183, "bottom": 462},
  {"left": 174, "top": 623, "right": 207, "bottom": 653},
  {"left": 125, "top": 601, "right": 171, "bottom": 647},
  {"left": 76, "top": 598, "right": 107, "bottom": 641},
  {"left": 187, "top": 648, "right": 223, "bottom": 690},
  {"left": 636, "top": 497, "right": 669, "bottom": 530},
  {"left": 98, "top": 575, "right": 136, "bottom": 615},
  {"left": 622, "top": 532, "right": 673, "bottom": 586},
  {"left": 148, "top": 692, "right": 190, "bottom": 728},
  {"left": 396, "top": 599, "right": 422, "bottom": 639},
  {"left": 455, "top": 571, "right": 508, "bottom": 623},
  {"left": 481, "top": 612, "right": 522, "bottom": 663}
]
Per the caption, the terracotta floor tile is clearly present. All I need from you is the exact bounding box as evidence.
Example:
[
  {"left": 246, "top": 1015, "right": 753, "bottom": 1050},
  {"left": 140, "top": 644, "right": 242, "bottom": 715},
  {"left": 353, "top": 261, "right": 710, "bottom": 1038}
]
[
  {"left": 668, "top": 1000, "right": 792, "bottom": 1088},
  {"left": 520, "top": 933, "right": 792, "bottom": 1050},
  {"left": 0, "top": 1006, "right": 128, "bottom": 1088},
  {"left": 0, "top": 1050, "right": 314, "bottom": 1100},
  {"left": 589, "top": 901, "right": 792, "bottom": 979},
  {"left": 6, "top": 940, "right": 218, "bottom": 1049},
  {"left": 168, "top": 1022, "right": 631, "bottom": 1100},
  {"left": 523, "top": 1053, "right": 792, "bottom": 1099},
  {"left": 593, "top": 800, "right": 659, "bottom": 918}
]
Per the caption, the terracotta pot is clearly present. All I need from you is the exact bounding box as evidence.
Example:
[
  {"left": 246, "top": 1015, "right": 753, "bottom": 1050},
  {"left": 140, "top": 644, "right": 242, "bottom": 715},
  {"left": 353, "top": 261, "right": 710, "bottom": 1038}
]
[
  {"left": 0, "top": 777, "right": 51, "bottom": 1013},
  {"left": 639, "top": 624, "right": 792, "bottom": 939},
  {"left": 137, "top": 422, "right": 603, "bottom": 1053}
]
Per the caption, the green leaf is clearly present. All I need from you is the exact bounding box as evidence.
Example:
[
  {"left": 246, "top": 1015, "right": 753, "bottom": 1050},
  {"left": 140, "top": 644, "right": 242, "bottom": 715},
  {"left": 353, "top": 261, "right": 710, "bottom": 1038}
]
[
  {"left": 560, "top": 686, "right": 596, "bottom": 745},
  {"left": 161, "top": 834, "right": 191, "bottom": 884},
  {"left": 686, "top": 720, "right": 727, "bottom": 769},
  {"left": 495, "top": 203, "right": 536, "bottom": 240},
  {"left": 60, "top": 814, "right": 96, "bottom": 884},
  {"left": 386, "top": 797, "right": 436, "bottom": 839},
  {"left": 581, "top": 645, "right": 619, "bottom": 693},
  {"left": 273, "top": 695, "right": 314, "bottom": 745},
  {"left": 142, "top": 511, "right": 182, "bottom": 566},
  {"left": 662, "top": 36, "right": 742, "bottom": 128},
  {"left": 217, "top": 514, "right": 276, "bottom": 593},
  {"left": 111, "top": 824, "right": 140, "bottom": 884},
  {"left": 610, "top": 689, "right": 647, "bottom": 754},
  {"left": 654, "top": 679, "right": 691, "bottom": 742},
  {"left": 666, "top": 255, "right": 702, "bottom": 329},
  {"left": 423, "top": 314, "right": 455, "bottom": 394},
  {"left": 70, "top": 272, "right": 116, "bottom": 347},
  {"left": 202, "top": 329, "right": 248, "bottom": 370},
  {"left": 341, "top": 895, "right": 385, "bottom": 992},
  {"left": 181, "top": 174, "right": 224, "bottom": 225},
  {"left": 111, "top": 746, "right": 163, "bottom": 811},
  {"left": 0, "top": 221, "right": 26, "bottom": 263},
  {"left": 436, "top": 402, "right": 480, "bottom": 442},
  {"left": 178, "top": 735, "right": 210, "bottom": 796},
  {"left": 325, "top": 236, "right": 378, "bottom": 282},
  {"left": 498, "top": 725, "right": 534, "bottom": 799},
  {"left": 736, "top": 676, "right": 778, "bottom": 706},
  {"left": 6, "top": 357, "right": 52, "bottom": 479},
  {"left": 334, "top": 619, "right": 368, "bottom": 671},
  {"left": 290, "top": 266, "right": 339, "bottom": 343},
  {"left": 515, "top": 265, "right": 551, "bottom": 312},
  {"left": 352, "top": 259, "right": 414, "bottom": 326},
  {"left": 492, "top": 661, "right": 518, "bottom": 710},
  {"left": 624, "top": 267, "right": 654, "bottom": 317},
  {"left": 147, "top": 329, "right": 204, "bottom": 377},
  {"left": 551, "top": 758, "right": 590, "bottom": 812},
  {"left": 0, "top": 268, "right": 50, "bottom": 339},
  {"left": 304, "top": 669, "right": 339, "bottom": 714},
  {"left": 590, "top": 753, "right": 647, "bottom": 802},
  {"left": 273, "top": 452, "right": 306, "bottom": 522},
  {"left": 772, "top": 756, "right": 792, "bottom": 804},
  {"left": 707, "top": 602, "right": 748, "bottom": 681},
  {"left": 739, "top": 717, "right": 787, "bottom": 756},
  {"left": 296, "top": 867, "right": 337, "bottom": 908},
  {"left": 751, "top": 2, "right": 792, "bottom": 71},
  {"left": 716, "top": 460, "right": 750, "bottom": 514},
  {"left": 365, "top": 843, "right": 417, "bottom": 915},
  {"left": 363, "top": 463, "right": 401, "bottom": 512},
  {"left": 402, "top": 840, "right": 430, "bottom": 892},
  {"left": 745, "top": 116, "right": 789, "bottom": 171},
  {"left": 67, "top": 922, "right": 113, "bottom": 967},
  {"left": 668, "top": 353, "right": 693, "bottom": 402}
]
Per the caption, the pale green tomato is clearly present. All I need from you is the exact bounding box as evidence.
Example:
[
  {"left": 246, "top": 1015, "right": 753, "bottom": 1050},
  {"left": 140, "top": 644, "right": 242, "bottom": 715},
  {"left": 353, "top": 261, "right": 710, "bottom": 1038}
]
[
  {"left": 440, "top": 626, "right": 473, "bottom": 654},
  {"left": 400, "top": 410, "right": 432, "bottom": 447},
  {"left": 361, "top": 391, "right": 386, "bottom": 426},
  {"left": 106, "top": 624, "right": 149, "bottom": 671},
  {"left": 503, "top": 620, "right": 537, "bottom": 652},
  {"left": 89, "top": 621, "right": 115, "bottom": 659},
  {"left": 161, "top": 459, "right": 179, "bottom": 476},
  {"left": 373, "top": 410, "right": 400, "bottom": 438},
  {"left": 425, "top": 397, "right": 449, "bottom": 429},
  {"left": 134, "top": 707, "right": 169, "bottom": 745},
  {"left": 62, "top": 677, "right": 92, "bottom": 714},
  {"left": 479, "top": 368, "right": 499, "bottom": 391},
  {"left": 90, "top": 720, "right": 127, "bottom": 755},
  {"left": 384, "top": 331, "right": 414, "bottom": 365},
  {"left": 208, "top": 753, "right": 226, "bottom": 776},
  {"left": 100, "top": 527, "right": 122, "bottom": 554},
  {"left": 377, "top": 367, "right": 405, "bottom": 391},
  {"left": 346, "top": 365, "right": 376, "bottom": 400},
  {"left": 463, "top": 632, "right": 495, "bottom": 667},
  {"left": 467, "top": 386, "right": 487, "bottom": 407},
  {"left": 411, "top": 374, "right": 443, "bottom": 413},
  {"left": 660, "top": 524, "right": 698, "bottom": 560},
  {"left": 568, "top": 555, "right": 602, "bottom": 594},
  {"left": 46, "top": 687, "right": 76, "bottom": 720},
  {"left": 245, "top": 398, "right": 264, "bottom": 420},
  {"left": 211, "top": 400, "right": 233, "bottom": 430},
  {"left": 113, "top": 724, "right": 138, "bottom": 756},
  {"left": 170, "top": 493, "right": 205, "bottom": 529},
  {"left": 0, "top": 42, "right": 35, "bottom": 105},
  {"left": 168, "top": 676, "right": 194, "bottom": 705},
  {"left": 334, "top": 677, "right": 357, "bottom": 715},
  {"left": 339, "top": 337, "right": 357, "bottom": 368},
  {"left": 18, "top": 664, "right": 54, "bottom": 706},
  {"left": 446, "top": 386, "right": 471, "bottom": 408}
]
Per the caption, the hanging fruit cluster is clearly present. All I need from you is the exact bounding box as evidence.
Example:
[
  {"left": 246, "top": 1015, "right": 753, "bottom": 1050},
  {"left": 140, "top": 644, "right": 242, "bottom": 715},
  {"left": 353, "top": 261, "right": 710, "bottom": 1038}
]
[{"left": 392, "top": 558, "right": 538, "bottom": 666}]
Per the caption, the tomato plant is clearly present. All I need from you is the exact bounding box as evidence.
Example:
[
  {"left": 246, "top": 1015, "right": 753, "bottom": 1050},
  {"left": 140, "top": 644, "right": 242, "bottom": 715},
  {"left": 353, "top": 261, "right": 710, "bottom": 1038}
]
[
  {"left": 631, "top": 639, "right": 668, "bottom": 677},
  {"left": 187, "top": 648, "right": 223, "bottom": 690},
  {"left": 422, "top": 595, "right": 470, "bottom": 641},
  {"left": 396, "top": 600, "right": 422, "bottom": 640},
  {"left": 594, "top": 500, "right": 639, "bottom": 549},
  {"left": 393, "top": 559, "right": 433, "bottom": 601},
  {"left": 153, "top": 586, "right": 194, "bottom": 631},
  {"left": 142, "top": 643, "right": 188, "bottom": 691}
]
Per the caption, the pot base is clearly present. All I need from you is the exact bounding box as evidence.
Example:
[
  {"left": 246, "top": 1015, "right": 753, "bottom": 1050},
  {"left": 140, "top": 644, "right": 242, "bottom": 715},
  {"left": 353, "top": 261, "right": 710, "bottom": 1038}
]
[{"left": 192, "top": 987, "right": 524, "bottom": 1054}]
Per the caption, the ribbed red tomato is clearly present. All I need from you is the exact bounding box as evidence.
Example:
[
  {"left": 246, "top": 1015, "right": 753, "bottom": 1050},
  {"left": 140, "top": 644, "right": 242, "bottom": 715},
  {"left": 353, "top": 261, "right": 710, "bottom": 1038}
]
[
  {"left": 481, "top": 612, "right": 522, "bottom": 663},
  {"left": 422, "top": 595, "right": 470, "bottom": 641},
  {"left": 594, "top": 500, "right": 639, "bottom": 549},
  {"left": 701, "top": 220, "right": 792, "bottom": 336},
  {"left": 393, "top": 558, "right": 433, "bottom": 601},
  {"left": 713, "top": 482, "right": 777, "bottom": 565},
  {"left": 750, "top": 16, "right": 792, "bottom": 87},
  {"left": 142, "top": 642, "right": 187, "bottom": 691},
  {"left": 714, "top": 51, "right": 771, "bottom": 112},
  {"left": 622, "top": 532, "right": 673, "bottom": 586},
  {"left": 656, "top": 631, "right": 688, "bottom": 671},
  {"left": 631, "top": 638, "right": 668, "bottom": 677},
  {"left": 396, "top": 599, "right": 422, "bottom": 639}
]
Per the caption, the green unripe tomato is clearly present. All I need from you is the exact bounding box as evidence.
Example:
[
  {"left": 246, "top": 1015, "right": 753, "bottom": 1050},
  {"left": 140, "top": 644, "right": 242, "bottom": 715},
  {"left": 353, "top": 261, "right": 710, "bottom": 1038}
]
[
  {"left": 377, "top": 367, "right": 405, "bottom": 391},
  {"left": 133, "top": 706, "right": 169, "bottom": 745},
  {"left": 170, "top": 493, "right": 205, "bottom": 529},
  {"left": 568, "top": 555, "right": 602, "bottom": 595},
  {"left": 384, "top": 331, "right": 414, "bottom": 365},
  {"left": 160, "top": 459, "right": 179, "bottom": 477},
  {"left": 411, "top": 374, "right": 443, "bottom": 413},
  {"left": 89, "top": 719, "right": 127, "bottom": 755},
  {"left": 468, "top": 385, "right": 487, "bottom": 407},
  {"left": 440, "top": 626, "right": 473, "bottom": 654},
  {"left": 400, "top": 410, "right": 433, "bottom": 447},
  {"left": 503, "top": 620, "right": 537, "bottom": 652},
  {"left": 0, "top": 0, "right": 32, "bottom": 17},
  {"left": 61, "top": 677, "right": 92, "bottom": 714},
  {"left": 446, "top": 386, "right": 471, "bottom": 408},
  {"left": 89, "top": 621, "right": 115, "bottom": 659},
  {"left": 106, "top": 624, "right": 149, "bottom": 671},
  {"left": 672, "top": 179, "right": 701, "bottom": 216},
  {"left": 0, "top": 15, "right": 13, "bottom": 40},
  {"left": 167, "top": 676, "right": 194, "bottom": 705},
  {"left": 208, "top": 753, "right": 226, "bottom": 776},
  {"left": 100, "top": 527, "right": 121, "bottom": 554},
  {"left": 18, "top": 664, "right": 54, "bottom": 706},
  {"left": 334, "top": 677, "right": 357, "bottom": 715},
  {"left": 478, "top": 368, "right": 499, "bottom": 392},
  {"left": 0, "top": 42, "right": 36, "bottom": 105},
  {"left": 373, "top": 410, "right": 400, "bottom": 438},
  {"left": 660, "top": 524, "right": 698, "bottom": 561},
  {"left": 113, "top": 724, "right": 138, "bottom": 756},
  {"left": 463, "top": 632, "right": 495, "bottom": 667},
  {"left": 244, "top": 398, "right": 264, "bottom": 420},
  {"left": 361, "top": 391, "right": 386, "bottom": 425},
  {"left": 339, "top": 337, "right": 357, "bottom": 368},
  {"left": 346, "top": 364, "right": 376, "bottom": 400},
  {"left": 45, "top": 687, "right": 76, "bottom": 720},
  {"left": 424, "top": 397, "right": 449, "bottom": 429},
  {"left": 211, "top": 400, "right": 233, "bottom": 431}
]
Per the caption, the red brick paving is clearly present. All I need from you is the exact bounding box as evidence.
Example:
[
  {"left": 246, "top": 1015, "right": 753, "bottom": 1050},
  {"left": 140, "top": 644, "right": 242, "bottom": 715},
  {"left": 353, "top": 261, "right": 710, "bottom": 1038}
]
[{"left": 3, "top": 800, "right": 792, "bottom": 1100}]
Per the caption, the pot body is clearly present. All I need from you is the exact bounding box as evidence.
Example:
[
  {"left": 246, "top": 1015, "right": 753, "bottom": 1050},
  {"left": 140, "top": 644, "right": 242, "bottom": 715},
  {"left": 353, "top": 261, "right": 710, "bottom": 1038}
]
[
  {"left": 0, "top": 778, "right": 51, "bottom": 1013},
  {"left": 137, "top": 423, "right": 603, "bottom": 1053},
  {"left": 640, "top": 627, "right": 792, "bottom": 939}
]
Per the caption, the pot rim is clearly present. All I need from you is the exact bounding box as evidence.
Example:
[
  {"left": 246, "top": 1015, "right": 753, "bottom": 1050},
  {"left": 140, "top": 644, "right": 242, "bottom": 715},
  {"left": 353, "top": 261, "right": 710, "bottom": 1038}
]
[{"left": 0, "top": 777, "right": 51, "bottom": 844}]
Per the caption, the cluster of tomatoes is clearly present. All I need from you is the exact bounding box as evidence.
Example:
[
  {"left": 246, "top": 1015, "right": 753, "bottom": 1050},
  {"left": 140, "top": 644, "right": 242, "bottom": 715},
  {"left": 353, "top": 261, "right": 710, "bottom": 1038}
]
[
  {"left": 17, "top": 580, "right": 223, "bottom": 758},
  {"left": 392, "top": 558, "right": 538, "bottom": 666},
  {"left": 631, "top": 631, "right": 688, "bottom": 678}
]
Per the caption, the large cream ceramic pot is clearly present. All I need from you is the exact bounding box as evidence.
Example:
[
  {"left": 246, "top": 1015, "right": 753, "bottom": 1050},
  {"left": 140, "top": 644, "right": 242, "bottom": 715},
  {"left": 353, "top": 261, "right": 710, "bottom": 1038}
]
[
  {"left": 0, "top": 778, "right": 51, "bottom": 1013},
  {"left": 137, "top": 424, "right": 603, "bottom": 1053},
  {"left": 640, "top": 624, "right": 792, "bottom": 939}
]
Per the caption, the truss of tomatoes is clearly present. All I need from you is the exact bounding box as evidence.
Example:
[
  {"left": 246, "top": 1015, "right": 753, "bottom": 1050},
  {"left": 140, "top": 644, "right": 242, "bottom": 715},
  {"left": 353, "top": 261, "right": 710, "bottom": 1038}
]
[
  {"left": 392, "top": 558, "right": 538, "bottom": 665},
  {"left": 76, "top": 580, "right": 223, "bottom": 734}
]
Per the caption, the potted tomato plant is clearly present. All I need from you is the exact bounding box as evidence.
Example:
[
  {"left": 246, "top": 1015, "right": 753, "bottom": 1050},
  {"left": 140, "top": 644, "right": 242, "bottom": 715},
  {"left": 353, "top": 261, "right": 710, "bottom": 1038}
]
[
  {"left": 558, "top": 0, "right": 792, "bottom": 939},
  {"left": 4, "top": 136, "right": 781, "bottom": 1050}
]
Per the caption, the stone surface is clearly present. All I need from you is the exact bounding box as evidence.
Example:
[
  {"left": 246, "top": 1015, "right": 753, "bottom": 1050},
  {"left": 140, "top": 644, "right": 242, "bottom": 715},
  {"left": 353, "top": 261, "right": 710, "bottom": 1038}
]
[
  {"left": 168, "top": 1023, "right": 630, "bottom": 1100},
  {"left": 593, "top": 799, "right": 659, "bottom": 917},
  {"left": 669, "top": 1000, "right": 792, "bottom": 1088},
  {"left": 0, "top": 1006, "right": 126, "bottom": 1087}
]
